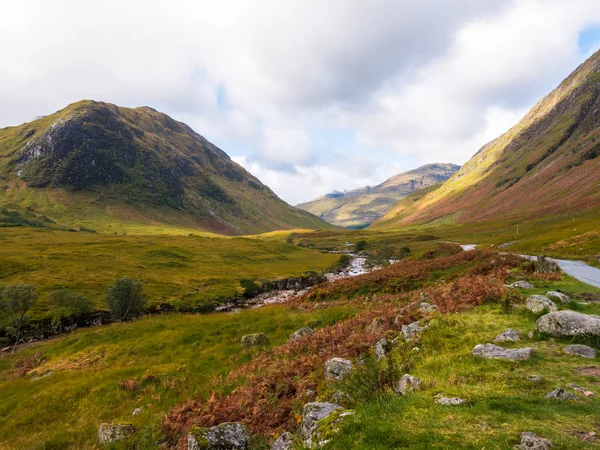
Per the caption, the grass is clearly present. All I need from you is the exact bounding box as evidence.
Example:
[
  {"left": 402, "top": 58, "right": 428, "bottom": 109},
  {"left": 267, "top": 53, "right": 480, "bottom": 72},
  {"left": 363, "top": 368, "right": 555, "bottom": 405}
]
[
  {"left": 0, "top": 228, "right": 339, "bottom": 318},
  {"left": 0, "top": 304, "right": 355, "bottom": 450}
]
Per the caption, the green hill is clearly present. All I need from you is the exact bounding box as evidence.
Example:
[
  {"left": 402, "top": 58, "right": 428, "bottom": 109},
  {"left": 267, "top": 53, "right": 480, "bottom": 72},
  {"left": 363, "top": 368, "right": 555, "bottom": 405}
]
[{"left": 0, "top": 100, "right": 332, "bottom": 235}]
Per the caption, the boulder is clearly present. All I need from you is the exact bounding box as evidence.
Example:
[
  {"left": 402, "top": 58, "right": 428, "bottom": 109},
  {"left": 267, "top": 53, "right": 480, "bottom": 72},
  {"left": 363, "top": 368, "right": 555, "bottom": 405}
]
[
  {"left": 419, "top": 302, "right": 437, "bottom": 314},
  {"left": 402, "top": 321, "right": 425, "bottom": 341},
  {"left": 324, "top": 357, "right": 353, "bottom": 380},
  {"left": 289, "top": 327, "right": 314, "bottom": 342},
  {"left": 271, "top": 432, "right": 294, "bottom": 450},
  {"left": 545, "top": 388, "right": 578, "bottom": 401},
  {"left": 436, "top": 396, "right": 465, "bottom": 406},
  {"left": 536, "top": 256, "right": 559, "bottom": 273},
  {"left": 545, "top": 291, "right": 570, "bottom": 303},
  {"left": 518, "top": 432, "right": 553, "bottom": 449},
  {"left": 241, "top": 333, "right": 270, "bottom": 348},
  {"left": 472, "top": 343, "right": 534, "bottom": 360},
  {"left": 536, "top": 311, "right": 600, "bottom": 337},
  {"left": 525, "top": 295, "right": 557, "bottom": 314},
  {"left": 98, "top": 423, "right": 136, "bottom": 444},
  {"left": 301, "top": 402, "right": 347, "bottom": 447},
  {"left": 373, "top": 338, "right": 392, "bottom": 359},
  {"left": 511, "top": 280, "right": 533, "bottom": 289},
  {"left": 493, "top": 328, "right": 520, "bottom": 342},
  {"left": 394, "top": 374, "right": 422, "bottom": 396},
  {"left": 188, "top": 422, "right": 250, "bottom": 450},
  {"left": 564, "top": 344, "right": 597, "bottom": 359}
]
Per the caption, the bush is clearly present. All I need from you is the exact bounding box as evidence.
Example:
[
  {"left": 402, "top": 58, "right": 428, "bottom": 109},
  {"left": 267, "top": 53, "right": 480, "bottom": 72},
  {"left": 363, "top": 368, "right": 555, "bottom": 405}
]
[
  {"left": 239, "top": 279, "right": 261, "bottom": 298},
  {"left": 105, "top": 278, "right": 147, "bottom": 322},
  {"left": 0, "top": 284, "right": 38, "bottom": 343},
  {"left": 354, "top": 240, "right": 367, "bottom": 252},
  {"left": 49, "top": 289, "right": 94, "bottom": 326}
]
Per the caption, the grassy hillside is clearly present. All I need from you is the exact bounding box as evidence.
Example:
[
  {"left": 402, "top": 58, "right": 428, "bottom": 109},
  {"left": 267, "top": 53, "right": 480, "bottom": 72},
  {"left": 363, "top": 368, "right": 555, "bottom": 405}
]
[
  {"left": 374, "top": 50, "right": 600, "bottom": 233},
  {"left": 0, "top": 100, "right": 332, "bottom": 235},
  {"left": 297, "top": 164, "right": 459, "bottom": 228}
]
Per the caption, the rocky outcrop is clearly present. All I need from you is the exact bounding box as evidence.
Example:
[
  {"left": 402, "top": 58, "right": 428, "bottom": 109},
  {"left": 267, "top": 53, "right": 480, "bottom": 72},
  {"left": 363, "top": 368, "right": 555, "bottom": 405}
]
[
  {"left": 545, "top": 388, "right": 578, "bottom": 401},
  {"left": 525, "top": 295, "right": 557, "bottom": 314},
  {"left": 511, "top": 281, "right": 533, "bottom": 289},
  {"left": 536, "top": 311, "right": 600, "bottom": 337},
  {"left": 394, "top": 374, "right": 422, "bottom": 396},
  {"left": 436, "top": 396, "right": 465, "bottom": 406},
  {"left": 564, "top": 344, "right": 597, "bottom": 359},
  {"left": 188, "top": 423, "right": 250, "bottom": 450},
  {"left": 262, "top": 274, "right": 326, "bottom": 292},
  {"left": 301, "top": 402, "right": 348, "bottom": 447},
  {"left": 271, "top": 432, "right": 294, "bottom": 450},
  {"left": 402, "top": 321, "right": 426, "bottom": 341},
  {"left": 545, "top": 291, "right": 570, "bottom": 303},
  {"left": 472, "top": 343, "right": 534, "bottom": 360},
  {"left": 493, "top": 329, "right": 520, "bottom": 342},
  {"left": 536, "top": 256, "right": 559, "bottom": 273},
  {"left": 373, "top": 338, "right": 392, "bottom": 359},
  {"left": 98, "top": 423, "right": 136, "bottom": 444},
  {"left": 241, "top": 333, "right": 270, "bottom": 348},
  {"left": 324, "top": 358, "right": 353, "bottom": 380},
  {"left": 289, "top": 327, "right": 314, "bottom": 342},
  {"left": 518, "top": 432, "right": 553, "bottom": 449}
]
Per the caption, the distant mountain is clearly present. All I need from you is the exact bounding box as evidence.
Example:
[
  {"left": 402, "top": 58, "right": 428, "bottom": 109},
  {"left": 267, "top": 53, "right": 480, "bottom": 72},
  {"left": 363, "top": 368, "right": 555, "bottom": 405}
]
[
  {"left": 0, "top": 100, "right": 332, "bottom": 235},
  {"left": 297, "top": 163, "right": 460, "bottom": 228},
  {"left": 373, "top": 49, "right": 600, "bottom": 230}
]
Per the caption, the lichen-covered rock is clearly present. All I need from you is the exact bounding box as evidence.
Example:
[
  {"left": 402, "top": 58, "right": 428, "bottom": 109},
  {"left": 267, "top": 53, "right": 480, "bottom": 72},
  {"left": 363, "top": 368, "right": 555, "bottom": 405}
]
[
  {"left": 271, "top": 432, "right": 293, "bottom": 450},
  {"left": 518, "top": 432, "right": 553, "bottom": 449},
  {"left": 472, "top": 343, "right": 534, "bottom": 360},
  {"left": 402, "top": 321, "right": 425, "bottom": 341},
  {"left": 289, "top": 327, "right": 314, "bottom": 342},
  {"left": 545, "top": 388, "right": 578, "bottom": 401},
  {"left": 419, "top": 302, "right": 437, "bottom": 314},
  {"left": 493, "top": 328, "right": 520, "bottom": 342},
  {"left": 536, "top": 311, "right": 600, "bottom": 337},
  {"left": 545, "top": 291, "right": 570, "bottom": 303},
  {"left": 564, "top": 344, "right": 597, "bottom": 359},
  {"left": 324, "top": 357, "right": 353, "bottom": 380},
  {"left": 241, "top": 333, "right": 270, "bottom": 348},
  {"left": 525, "top": 295, "right": 557, "bottom": 314},
  {"left": 511, "top": 280, "right": 533, "bottom": 289},
  {"left": 536, "top": 256, "right": 559, "bottom": 274},
  {"left": 394, "top": 374, "right": 422, "bottom": 396},
  {"left": 98, "top": 423, "right": 136, "bottom": 444},
  {"left": 436, "top": 396, "right": 465, "bottom": 406},
  {"left": 373, "top": 338, "right": 392, "bottom": 359},
  {"left": 301, "top": 402, "right": 346, "bottom": 447},
  {"left": 188, "top": 422, "right": 250, "bottom": 450}
]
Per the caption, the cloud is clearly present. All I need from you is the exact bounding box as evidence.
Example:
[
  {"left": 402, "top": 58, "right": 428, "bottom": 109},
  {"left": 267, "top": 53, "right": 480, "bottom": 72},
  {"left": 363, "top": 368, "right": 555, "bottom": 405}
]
[{"left": 1, "top": 0, "right": 600, "bottom": 204}]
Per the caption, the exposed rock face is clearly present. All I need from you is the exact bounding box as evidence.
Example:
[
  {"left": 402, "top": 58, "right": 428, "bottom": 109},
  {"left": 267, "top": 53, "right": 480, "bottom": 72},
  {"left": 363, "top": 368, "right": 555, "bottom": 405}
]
[
  {"left": 545, "top": 388, "right": 578, "bottom": 401},
  {"left": 545, "top": 291, "right": 570, "bottom": 303},
  {"left": 373, "top": 338, "right": 392, "bottom": 359},
  {"left": 493, "top": 328, "right": 520, "bottom": 342},
  {"left": 394, "top": 374, "right": 422, "bottom": 396},
  {"left": 188, "top": 422, "right": 250, "bottom": 450},
  {"left": 324, "top": 358, "right": 353, "bottom": 380},
  {"left": 536, "top": 256, "right": 559, "bottom": 273},
  {"left": 525, "top": 295, "right": 558, "bottom": 314},
  {"left": 263, "top": 275, "right": 326, "bottom": 292},
  {"left": 472, "top": 343, "right": 534, "bottom": 360},
  {"left": 98, "top": 423, "right": 136, "bottom": 444},
  {"left": 241, "top": 333, "right": 270, "bottom": 348},
  {"left": 289, "top": 327, "right": 314, "bottom": 342},
  {"left": 402, "top": 321, "right": 426, "bottom": 341},
  {"left": 301, "top": 402, "right": 344, "bottom": 447},
  {"left": 536, "top": 311, "right": 600, "bottom": 337},
  {"left": 518, "top": 432, "right": 553, "bottom": 449},
  {"left": 511, "top": 281, "right": 533, "bottom": 289},
  {"left": 565, "top": 344, "right": 597, "bottom": 359},
  {"left": 271, "top": 432, "right": 293, "bottom": 450},
  {"left": 436, "top": 396, "right": 465, "bottom": 406}
]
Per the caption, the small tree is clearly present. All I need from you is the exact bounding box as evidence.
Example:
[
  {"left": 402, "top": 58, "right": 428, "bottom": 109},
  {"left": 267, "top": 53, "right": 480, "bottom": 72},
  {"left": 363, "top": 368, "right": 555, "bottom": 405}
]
[
  {"left": 0, "top": 284, "right": 38, "bottom": 344},
  {"left": 240, "top": 278, "right": 261, "bottom": 298},
  {"left": 50, "top": 289, "right": 94, "bottom": 327},
  {"left": 105, "top": 278, "right": 147, "bottom": 322},
  {"left": 354, "top": 240, "right": 368, "bottom": 252}
]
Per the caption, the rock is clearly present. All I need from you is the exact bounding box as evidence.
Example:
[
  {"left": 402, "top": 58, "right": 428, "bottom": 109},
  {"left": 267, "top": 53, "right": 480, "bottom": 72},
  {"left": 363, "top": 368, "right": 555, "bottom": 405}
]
[
  {"left": 494, "top": 328, "right": 520, "bottom": 342},
  {"left": 527, "top": 375, "right": 542, "bottom": 383},
  {"left": 301, "top": 402, "right": 345, "bottom": 447},
  {"left": 324, "top": 357, "right": 353, "bottom": 380},
  {"left": 394, "top": 374, "right": 422, "bottom": 396},
  {"left": 368, "top": 317, "right": 385, "bottom": 331},
  {"left": 565, "top": 344, "right": 597, "bottom": 359},
  {"left": 331, "top": 391, "right": 349, "bottom": 403},
  {"left": 373, "top": 338, "right": 392, "bottom": 359},
  {"left": 545, "top": 388, "right": 578, "bottom": 401},
  {"left": 511, "top": 280, "right": 534, "bottom": 289},
  {"left": 132, "top": 407, "right": 142, "bottom": 416},
  {"left": 472, "top": 343, "right": 534, "bottom": 360},
  {"left": 98, "top": 423, "right": 136, "bottom": 444},
  {"left": 525, "top": 295, "right": 557, "bottom": 314},
  {"left": 536, "top": 311, "right": 600, "bottom": 337},
  {"left": 436, "top": 396, "right": 465, "bottom": 406},
  {"left": 567, "top": 383, "right": 594, "bottom": 397},
  {"left": 546, "top": 291, "right": 570, "bottom": 303},
  {"left": 528, "top": 331, "right": 535, "bottom": 339},
  {"left": 536, "top": 256, "right": 559, "bottom": 273},
  {"left": 518, "top": 432, "right": 553, "bottom": 449},
  {"left": 402, "top": 321, "right": 425, "bottom": 341},
  {"left": 271, "top": 432, "right": 293, "bottom": 450},
  {"left": 289, "top": 327, "right": 314, "bottom": 342},
  {"left": 188, "top": 422, "right": 250, "bottom": 450},
  {"left": 241, "top": 333, "right": 270, "bottom": 348},
  {"left": 419, "top": 302, "right": 437, "bottom": 314}
]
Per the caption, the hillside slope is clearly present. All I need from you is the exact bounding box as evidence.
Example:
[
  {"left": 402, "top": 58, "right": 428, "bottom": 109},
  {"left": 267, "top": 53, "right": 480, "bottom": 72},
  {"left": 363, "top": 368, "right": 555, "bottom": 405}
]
[
  {"left": 374, "top": 50, "right": 600, "bottom": 230},
  {"left": 297, "top": 163, "right": 459, "bottom": 228},
  {"left": 0, "top": 100, "right": 331, "bottom": 235}
]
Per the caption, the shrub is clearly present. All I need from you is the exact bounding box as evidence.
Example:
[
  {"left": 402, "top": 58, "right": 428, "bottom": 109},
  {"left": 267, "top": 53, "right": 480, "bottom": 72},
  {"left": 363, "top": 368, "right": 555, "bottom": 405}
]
[
  {"left": 354, "top": 240, "right": 367, "bottom": 252},
  {"left": 239, "top": 279, "right": 261, "bottom": 298},
  {"left": 0, "top": 284, "right": 38, "bottom": 343},
  {"left": 105, "top": 278, "right": 147, "bottom": 322},
  {"left": 49, "top": 289, "right": 94, "bottom": 326}
]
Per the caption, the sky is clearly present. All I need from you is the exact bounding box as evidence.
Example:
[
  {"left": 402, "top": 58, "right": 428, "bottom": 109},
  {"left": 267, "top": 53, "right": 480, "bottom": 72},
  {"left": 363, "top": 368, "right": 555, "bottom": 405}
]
[{"left": 1, "top": 1, "right": 600, "bottom": 205}]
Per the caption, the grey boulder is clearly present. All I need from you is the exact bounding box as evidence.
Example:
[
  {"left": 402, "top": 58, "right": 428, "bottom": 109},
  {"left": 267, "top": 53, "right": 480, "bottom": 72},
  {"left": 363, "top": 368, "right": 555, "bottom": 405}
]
[
  {"left": 564, "top": 344, "right": 597, "bottom": 359},
  {"left": 402, "top": 321, "right": 426, "bottom": 341},
  {"left": 472, "top": 343, "right": 534, "bottom": 360},
  {"left": 493, "top": 328, "right": 520, "bottom": 342},
  {"left": 525, "top": 295, "right": 557, "bottom": 314},
  {"left": 545, "top": 291, "right": 570, "bottom": 303},
  {"left": 98, "top": 423, "right": 136, "bottom": 444},
  {"left": 436, "top": 396, "right": 465, "bottom": 406},
  {"left": 301, "top": 402, "right": 349, "bottom": 447},
  {"left": 536, "top": 256, "right": 559, "bottom": 274},
  {"left": 188, "top": 422, "right": 250, "bottom": 450},
  {"left": 545, "top": 388, "right": 578, "bottom": 401},
  {"left": 324, "top": 357, "right": 353, "bottom": 380},
  {"left": 241, "top": 333, "right": 270, "bottom": 348},
  {"left": 271, "top": 432, "right": 294, "bottom": 450},
  {"left": 419, "top": 302, "right": 437, "bottom": 314},
  {"left": 518, "top": 432, "right": 553, "bottom": 449},
  {"left": 373, "top": 338, "right": 392, "bottom": 359},
  {"left": 536, "top": 311, "right": 600, "bottom": 337},
  {"left": 289, "top": 327, "right": 314, "bottom": 342},
  {"left": 394, "top": 374, "right": 422, "bottom": 396},
  {"left": 511, "top": 280, "right": 534, "bottom": 289}
]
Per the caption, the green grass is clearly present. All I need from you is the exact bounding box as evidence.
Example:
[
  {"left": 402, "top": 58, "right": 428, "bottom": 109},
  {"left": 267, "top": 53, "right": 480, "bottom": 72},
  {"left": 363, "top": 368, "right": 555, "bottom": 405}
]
[{"left": 0, "top": 304, "right": 355, "bottom": 450}]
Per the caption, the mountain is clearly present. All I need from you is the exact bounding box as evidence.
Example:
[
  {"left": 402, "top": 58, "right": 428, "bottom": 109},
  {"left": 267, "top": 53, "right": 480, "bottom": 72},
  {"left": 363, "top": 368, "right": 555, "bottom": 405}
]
[
  {"left": 373, "top": 49, "right": 600, "bottom": 230},
  {"left": 0, "top": 100, "right": 332, "bottom": 235},
  {"left": 297, "top": 163, "right": 460, "bottom": 228}
]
